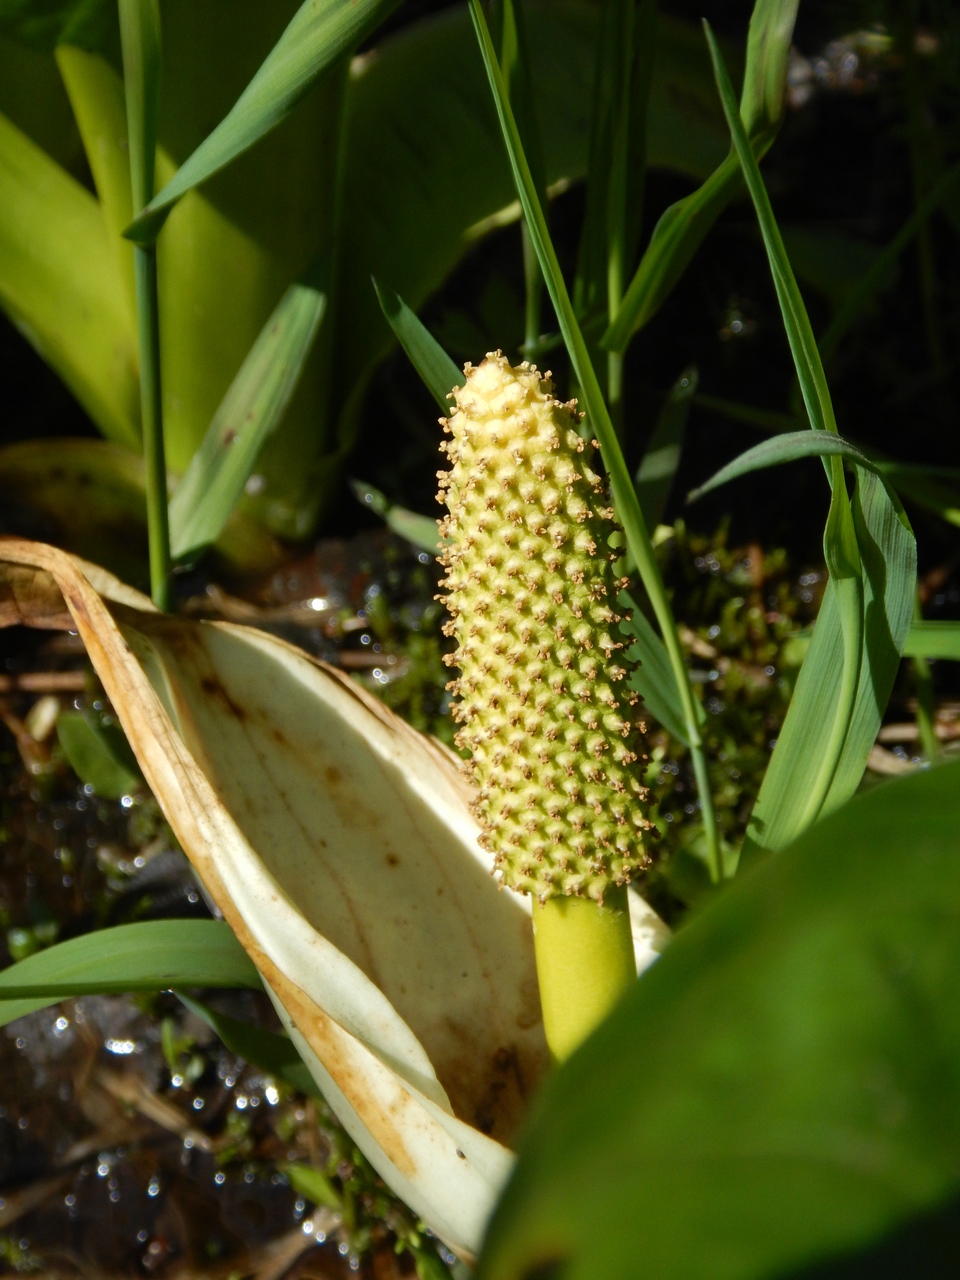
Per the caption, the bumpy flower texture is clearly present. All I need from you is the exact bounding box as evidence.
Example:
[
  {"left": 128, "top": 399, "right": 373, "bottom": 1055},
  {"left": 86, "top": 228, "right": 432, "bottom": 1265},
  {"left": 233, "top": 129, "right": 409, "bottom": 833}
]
[{"left": 437, "top": 352, "right": 653, "bottom": 904}]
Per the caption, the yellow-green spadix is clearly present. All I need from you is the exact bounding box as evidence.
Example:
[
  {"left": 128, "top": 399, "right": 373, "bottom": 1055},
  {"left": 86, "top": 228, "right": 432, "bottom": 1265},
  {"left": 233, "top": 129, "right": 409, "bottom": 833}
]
[{"left": 437, "top": 353, "right": 652, "bottom": 904}]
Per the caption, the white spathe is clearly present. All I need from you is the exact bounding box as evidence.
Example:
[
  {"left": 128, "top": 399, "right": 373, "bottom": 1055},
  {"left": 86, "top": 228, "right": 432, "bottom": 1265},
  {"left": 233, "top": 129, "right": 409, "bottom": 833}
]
[{"left": 0, "top": 539, "right": 669, "bottom": 1260}]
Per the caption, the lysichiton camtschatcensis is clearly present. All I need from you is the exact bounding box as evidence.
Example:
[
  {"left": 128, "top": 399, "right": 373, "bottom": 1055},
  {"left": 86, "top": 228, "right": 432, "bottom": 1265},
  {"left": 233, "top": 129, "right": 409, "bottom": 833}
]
[{"left": 437, "top": 352, "right": 653, "bottom": 1058}]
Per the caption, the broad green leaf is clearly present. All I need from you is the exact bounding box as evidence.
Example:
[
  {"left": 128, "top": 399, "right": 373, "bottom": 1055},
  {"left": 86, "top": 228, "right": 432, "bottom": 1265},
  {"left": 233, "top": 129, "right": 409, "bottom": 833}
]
[
  {"left": 56, "top": 43, "right": 136, "bottom": 318},
  {"left": 635, "top": 366, "right": 696, "bottom": 528},
  {"left": 604, "top": 0, "right": 798, "bottom": 350},
  {"left": 0, "top": 537, "right": 668, "bottom": 1258},
  {"left": 0, "top": 919, "right": 260, "bottom": 1026},
  {"left": 467, "top": 0, "right": 721, "bottom": 879},
  {"left": 56, "top": 708, "right": 141, "bottom": 798},
  {"left": 478, "top": 757, "right": 960, "bottom": 1280},
  {"left": 335, "top": 3, "right": 728, "bottom": 400},
  {"left": 373, "top": 279, "right": 463, "bottom": 411},
  {"left": 350, "top": 479, "right": 442, "bottom": 555},
  {"left": 176, "top": 992, "right": 319, "bottom": 1098},
  {"left": 169, "top": 269, "right": 326, "bottom": 561},
  {"left": 125, "top": 0, "right": 401, "bottom": 242},
  {"left": 687, "top": 430, "right": 881, "bottom": 502},
  {"left": 705, "top": 26, "right": 916, "bottom": 852},
  {"left": 904, "top": 622, "right": 960, "bottom": 662},
  {"left": 0, "top": 108, "right": 139, "bottom": 445}
]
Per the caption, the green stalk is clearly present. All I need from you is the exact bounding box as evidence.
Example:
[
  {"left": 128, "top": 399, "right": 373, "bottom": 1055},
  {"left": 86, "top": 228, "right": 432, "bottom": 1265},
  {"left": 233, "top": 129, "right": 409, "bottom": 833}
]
[
  {"left": 469, "top": 0, "right": 722, "bottom": 884},
  {"left": 913, "top": 595, "right": 941, "bottom": 762},
  {"left": 119, "top": 0, "right": 170, "bottom": 611},
  {"left": 532, "top": 886, "right": 636, "bottom": 1062}
]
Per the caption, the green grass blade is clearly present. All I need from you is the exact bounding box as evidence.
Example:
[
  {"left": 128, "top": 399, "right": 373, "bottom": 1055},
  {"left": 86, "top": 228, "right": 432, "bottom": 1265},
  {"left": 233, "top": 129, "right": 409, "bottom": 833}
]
[
  {"left": 0, "top": 920, "right": 261, "bottom": 1026},
  {"left": 742, "top": 472, "right": 915, "bottom": 860},
  {"left": 635, "top": 366, "right": 696, "bottom": 529},
  {"left": 904, "top": 622, "right": 960, "bottom": 662},
  {"left": 176, "top": 993, "right": 319, "bottom": 1097},
  {"left": 705, "top": 23, "right": 916, "bottom": 855},
  {"left": 373, "top": 278, "right": 463, "bottom": 411},
  {"left": 350, "top": 478, "right": 442, "bottom": 554},
  {"left": 125, "top": 0, "right": 401, "bottom": 244},
  {"left": 169, "top": 269, "right": 326, "bottom": 562},
  {"left": 119, "top": 0, "right": 169, "bottom": 610},
  {"left": 468, "top": 0, "right": 721, "bottom": 881},
  {"left": 687, "top": 430, "right": 880, "bottom": 502},
  {"left": 705, "top": 23, "right": 834, "bottom": 438},
  {"left": 603, "top": 153, "right": 741, "bottom": 351},
  {"left": 604, "top": 0, "right": 798, "bottom": 351},
  {"left": 491, "top": 0, "right": 548, "bottom": 353}
]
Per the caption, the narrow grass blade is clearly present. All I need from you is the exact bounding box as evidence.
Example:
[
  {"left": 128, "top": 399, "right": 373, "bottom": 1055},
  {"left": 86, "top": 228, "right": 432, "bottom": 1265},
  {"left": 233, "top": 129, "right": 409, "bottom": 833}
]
[
  {"left": 687, "top": 430, "right": 881, "bottom": 502},
  {"left": 904, "top": 622, "right": 960, "bottom": 662},
  {"left": 491, "top": 0, "right": 548, "bottom": 352},
  {"left": 0, "top": 920, "right": 261, "bottom": 1026},
  {"left": 468, "top": 0, "right": 722, "bottom": 881},
  {"left": 125, "top": 0, "right": 401, "bottom": 243},
  {"left": 705, "top": 24, "right": 833, "bottom": 437},
  {"left": 350, "top": 479, "right": 442, "bottom": 554},
  {"left": 169, "top": 270, "right": 326, "bottom": 562},
  {"left": 574, "top": 0, "right": 653, "bottom": 324},
  {"left": 176, "top": 992, "right": 319, "bottom": 1097},
  {"left": 373, "top": 279, "right": 463, "bottom": 411},
  {"left": 604, "top": 0, "right": 798, "bottom": 350},
  {"left": 705, "top": 25, "right": 916, "bottom": 855},
  {"left": 119, "top": 0, "right": 169, "bottom": 610},
  {"left": 635, "top": 366, "right": 696, "bottom": 528}
]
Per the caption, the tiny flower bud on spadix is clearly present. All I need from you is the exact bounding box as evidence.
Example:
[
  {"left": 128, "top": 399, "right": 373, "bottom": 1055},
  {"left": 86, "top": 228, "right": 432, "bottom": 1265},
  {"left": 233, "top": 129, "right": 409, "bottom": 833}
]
[{"left": 437, "top": 352, "right": 652, "bottom": 903}]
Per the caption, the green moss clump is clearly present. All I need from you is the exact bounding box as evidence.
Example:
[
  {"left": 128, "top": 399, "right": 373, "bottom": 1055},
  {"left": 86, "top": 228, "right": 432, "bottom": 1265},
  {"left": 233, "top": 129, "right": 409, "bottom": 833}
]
[{"left": 437, "top": 352, "right": 652, "bottom": 903}]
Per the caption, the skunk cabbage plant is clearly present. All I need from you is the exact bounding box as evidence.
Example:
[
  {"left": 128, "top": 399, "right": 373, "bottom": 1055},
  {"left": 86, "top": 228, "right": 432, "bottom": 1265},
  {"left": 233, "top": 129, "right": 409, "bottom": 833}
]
[{"left": 0, "top": 537, "right": 668, "bottom": 1260}]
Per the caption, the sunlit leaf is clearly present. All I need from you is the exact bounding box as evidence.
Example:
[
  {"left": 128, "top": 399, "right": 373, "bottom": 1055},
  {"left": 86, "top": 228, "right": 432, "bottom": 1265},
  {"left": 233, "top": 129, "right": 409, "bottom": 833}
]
[
  {"left": 479, "top": 757, "right": 960, "bottom": 1280},
  {"left": 169, "top": 268, "right": 326, "bottom": 561},
  {"left": 0, "top": 109, "right": 139, "bottom": 445}
]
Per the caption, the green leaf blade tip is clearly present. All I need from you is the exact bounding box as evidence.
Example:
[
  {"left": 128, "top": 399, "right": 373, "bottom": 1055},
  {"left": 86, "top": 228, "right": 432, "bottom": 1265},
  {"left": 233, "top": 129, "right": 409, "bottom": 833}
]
[{"left": 437, "top": 353, "right": 653, "bottom": 904}]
